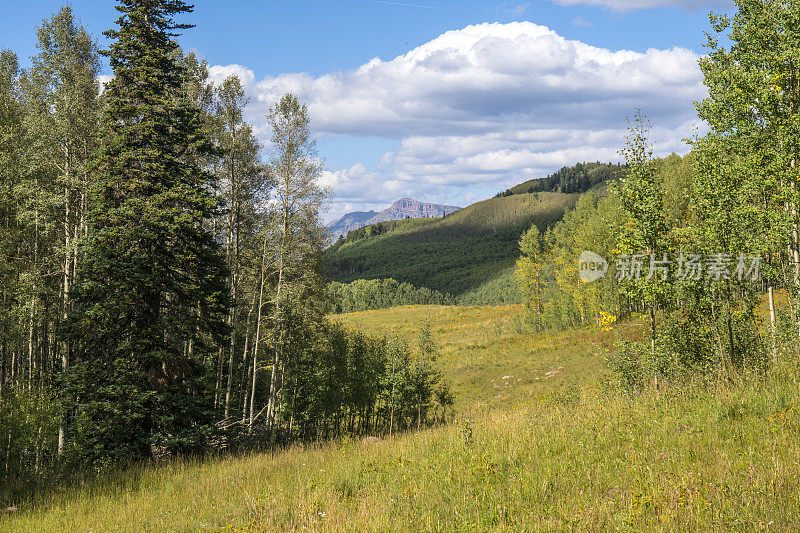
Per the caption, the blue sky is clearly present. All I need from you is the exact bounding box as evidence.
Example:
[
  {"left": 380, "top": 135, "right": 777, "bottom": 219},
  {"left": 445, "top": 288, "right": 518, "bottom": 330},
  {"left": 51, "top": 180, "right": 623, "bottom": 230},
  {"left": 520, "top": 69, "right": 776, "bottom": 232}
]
[{"left": 1, "top": 0, "right": 733, "bottom": 221}]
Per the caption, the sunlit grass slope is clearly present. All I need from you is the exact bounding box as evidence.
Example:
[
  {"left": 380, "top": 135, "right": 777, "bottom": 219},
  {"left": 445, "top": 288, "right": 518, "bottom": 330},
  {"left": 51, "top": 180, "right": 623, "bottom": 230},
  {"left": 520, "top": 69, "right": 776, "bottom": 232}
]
[
  {"left": 5, "top": 306, "right": 800, "bottom": 531},
  {"left": 6, "top": 376, "right": 800, "bottom": 530},
  {"left": 331, "top": 305, "right": 620, "bottom": 412}
]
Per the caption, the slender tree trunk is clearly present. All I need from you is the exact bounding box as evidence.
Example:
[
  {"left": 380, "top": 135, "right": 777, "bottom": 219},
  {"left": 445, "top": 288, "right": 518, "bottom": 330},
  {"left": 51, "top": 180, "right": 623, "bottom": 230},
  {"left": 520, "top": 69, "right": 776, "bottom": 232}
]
[
  {"left": 649, "top": 305, "right": 658, "bottom": 397},
  {"left": 249, "top": 229, "right": 269, "bottom": 433},
  {"left": 224, "top": 270, "right": 237, "bottom": 419},
  {"left": 212, "top": 213, "right": 223, "bottom": 408},
  {"left": 769, "top": 285, "right": 777, "bottom": 364},
  {"left": 240, "top": 292, "right": 256, "bottom": 423},
  {"left": 1, "top": 339, "right": 6, "bottom": 394},
  {"left": 214, "top": 347, "right": 224, "bottom": 408},
  {"left": 224, "top": 175, "right": 242, "bottom": 418},
  {"left": 724, "top": 283, "right": 736, "bottom": 370},
  {"left": 792, "top": 161, "right": 800, "bottom": 337},
  {"left": 389, "top": 383, "right": 395, "bottom": 438},
  {"left": 417, "top": 394, "right": 421, "bottom": 430},
  {"left": 27, "top": 297, "right": 36, "bottom": 391},
  {"left": 266, "top": 209, "right": 288, "bottom": 431},
  {"left": 58, "top": 182, "right": 73, "bottom": 456}
]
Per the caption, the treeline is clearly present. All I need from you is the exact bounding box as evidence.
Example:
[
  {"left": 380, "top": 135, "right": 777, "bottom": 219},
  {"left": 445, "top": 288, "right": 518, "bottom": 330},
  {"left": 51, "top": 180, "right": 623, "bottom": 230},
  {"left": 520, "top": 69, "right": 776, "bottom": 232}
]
[
  {"left": 516, "top": 24, "right": 800, "bottom": 389},
  {"left": 327, "top": 279, "right": 455, "bottom": 313},
  {"left": 515, "top": 153, "right": 690, "bottom": 330},
  {"left": 0, "top": 1, "right": 449, "bottom": 495},
  {"left": 496, "top": 162, "right": 625, "bottom": 198}
]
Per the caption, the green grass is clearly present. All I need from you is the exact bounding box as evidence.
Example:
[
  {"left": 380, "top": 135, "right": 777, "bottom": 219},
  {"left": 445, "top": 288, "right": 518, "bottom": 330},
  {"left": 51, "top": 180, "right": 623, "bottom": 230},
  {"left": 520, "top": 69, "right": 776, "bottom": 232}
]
[
  {"left": 5, "top": 305, "right": 800, "bottom": 531},
  {"left": 326, "top": 192, "right": 578, "bottom": 298}
]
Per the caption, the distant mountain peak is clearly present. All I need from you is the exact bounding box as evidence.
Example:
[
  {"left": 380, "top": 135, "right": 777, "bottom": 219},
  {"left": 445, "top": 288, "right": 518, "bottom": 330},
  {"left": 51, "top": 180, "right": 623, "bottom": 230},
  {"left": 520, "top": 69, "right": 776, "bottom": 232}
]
[{"left": 327, "top": 198, "right": 461, "bottom": 241}]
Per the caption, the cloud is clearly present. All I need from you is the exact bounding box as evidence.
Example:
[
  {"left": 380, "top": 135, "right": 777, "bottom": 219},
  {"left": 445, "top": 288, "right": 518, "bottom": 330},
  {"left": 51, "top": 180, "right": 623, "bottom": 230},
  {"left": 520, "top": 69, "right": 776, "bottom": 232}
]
[
  {"left": 550, "top": 0, "right": 731, "bottom": 12},
  {"left": 208, "top": 22, "right": 706, "bottom": 221},
  {"left": 512, "top": 3, "right": 531, "bottom": 14},
  {"left": 368, "top": 0, "right": 454, "bottom": 10},
  {"left": 97, "top": 74, "right": 113, "bottom": 93},
  {"left": 571, "top": 15, "right": 594, "bottom": 27}
]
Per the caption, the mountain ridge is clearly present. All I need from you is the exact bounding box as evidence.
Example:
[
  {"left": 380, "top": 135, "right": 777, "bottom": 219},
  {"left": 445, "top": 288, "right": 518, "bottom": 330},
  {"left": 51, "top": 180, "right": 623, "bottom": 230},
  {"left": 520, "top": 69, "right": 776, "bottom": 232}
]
[{"left": 327, "top": 198, "right": 461, "bottom": 240}]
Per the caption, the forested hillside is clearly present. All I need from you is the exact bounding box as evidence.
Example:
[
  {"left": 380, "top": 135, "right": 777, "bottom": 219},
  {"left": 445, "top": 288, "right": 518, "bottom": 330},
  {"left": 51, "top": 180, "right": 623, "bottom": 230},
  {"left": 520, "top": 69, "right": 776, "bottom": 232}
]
[
  {"left": 496, "top": 161, "right": 625, "bottom": 197},
  {"left": 326, "top": 192, "right": 579, "bottom": 300},
  {"left": 325, "top": 164, "right": 625, "bottom": 309}
]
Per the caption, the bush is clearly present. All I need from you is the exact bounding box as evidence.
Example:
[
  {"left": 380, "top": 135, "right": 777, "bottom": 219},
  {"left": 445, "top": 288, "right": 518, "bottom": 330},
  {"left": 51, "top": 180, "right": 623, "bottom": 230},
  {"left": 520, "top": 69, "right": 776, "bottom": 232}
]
[{"left": 608, "top": 308, "right": 769, "bottom": 394}]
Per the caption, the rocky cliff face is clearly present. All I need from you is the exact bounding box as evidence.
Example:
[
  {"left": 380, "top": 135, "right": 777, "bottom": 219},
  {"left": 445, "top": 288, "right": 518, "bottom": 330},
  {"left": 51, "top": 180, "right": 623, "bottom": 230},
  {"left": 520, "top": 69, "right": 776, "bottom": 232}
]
[
  {"left": 326, "top": 211, "right": 378, "bottom": 241},
  {"left": 327, "top": 198, "right": 460, "bottom": 240}
]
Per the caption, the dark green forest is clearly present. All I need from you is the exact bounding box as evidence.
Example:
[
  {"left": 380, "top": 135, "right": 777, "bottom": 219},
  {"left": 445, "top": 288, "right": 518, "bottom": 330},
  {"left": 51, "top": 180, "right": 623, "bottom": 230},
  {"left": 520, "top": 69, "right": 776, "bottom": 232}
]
[{"left": 495, "top": 161, "right": 625, "bottom": 197}]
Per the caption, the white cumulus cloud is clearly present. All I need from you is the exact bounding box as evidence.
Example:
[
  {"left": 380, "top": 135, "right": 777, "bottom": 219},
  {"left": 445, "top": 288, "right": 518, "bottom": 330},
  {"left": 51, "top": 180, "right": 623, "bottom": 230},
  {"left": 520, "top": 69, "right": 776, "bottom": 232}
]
[{"left": 208, "top": 22, "right": 706, "bottom": 221}]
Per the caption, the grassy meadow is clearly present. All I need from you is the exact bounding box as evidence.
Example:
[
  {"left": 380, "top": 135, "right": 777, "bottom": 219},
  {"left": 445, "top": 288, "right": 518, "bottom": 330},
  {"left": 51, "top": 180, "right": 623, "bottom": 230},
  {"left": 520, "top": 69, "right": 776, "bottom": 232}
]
[
  {"left": 332, "top": 305, "right": 620, "bottom": 412},
  {"left": 4, "top": 305, "right": 800, "bottom": 531}
]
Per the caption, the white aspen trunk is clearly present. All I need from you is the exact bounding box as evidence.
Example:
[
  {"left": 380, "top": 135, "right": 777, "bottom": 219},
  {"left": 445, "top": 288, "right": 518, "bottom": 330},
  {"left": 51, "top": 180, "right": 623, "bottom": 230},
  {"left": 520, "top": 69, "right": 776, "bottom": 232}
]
[
  {"left": 389, "top": 383, "right": 395, "bottom": 438},
  {"left": 768, "top": 285, "right": 777, "bottom": 364},
  {"left": 59, "top": 178, "right": 72, "bottom": 456},
  {"left": 224, "top": 248, "right": 237, "bottom": 419},
  {"left": 792, "top": 160, "right": 800, "bottom": 338},
  {"left": 248, "top": 228, "right": 270, "bottom": 433},
  {"left": 224, "top": 140, "right": 239, "bottom": 419},
  {"left": 266, "top": 207, "right": 288, "bottom": 431},
  {"left": 240, "top": 292, "right": 256, "bottom": 423},
  {"left": 27, "top": 298, "right": 35, "bottom": 391}
]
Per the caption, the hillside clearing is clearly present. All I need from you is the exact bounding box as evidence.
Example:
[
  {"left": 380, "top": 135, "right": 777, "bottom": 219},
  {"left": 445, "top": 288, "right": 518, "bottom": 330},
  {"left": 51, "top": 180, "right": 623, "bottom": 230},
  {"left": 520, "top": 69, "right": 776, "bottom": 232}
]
[
  {"left": 5, "top": 306, "right": 799, "bottom": 531},
  {"left": 326, "top": 192, "right": 579, "bottom": 299},
  {"left": 4, "top": 371, "right": 799, "bottom": 531}
]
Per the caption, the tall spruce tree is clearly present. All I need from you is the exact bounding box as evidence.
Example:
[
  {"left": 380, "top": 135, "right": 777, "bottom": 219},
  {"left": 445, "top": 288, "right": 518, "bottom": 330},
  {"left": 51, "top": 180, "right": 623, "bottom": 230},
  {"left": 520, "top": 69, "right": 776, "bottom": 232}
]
[{"left": 65, "top": 0, "right": 228, "bottom": 463}]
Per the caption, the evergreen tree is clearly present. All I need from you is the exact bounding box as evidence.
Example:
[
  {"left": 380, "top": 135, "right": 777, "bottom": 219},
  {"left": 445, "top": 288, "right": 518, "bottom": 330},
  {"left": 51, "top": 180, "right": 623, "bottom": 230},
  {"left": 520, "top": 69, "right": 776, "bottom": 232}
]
[{"left": 65, "top": 0, "right": 228, "bottom": 463}]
